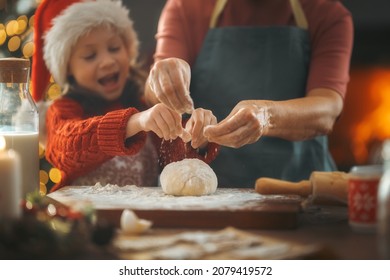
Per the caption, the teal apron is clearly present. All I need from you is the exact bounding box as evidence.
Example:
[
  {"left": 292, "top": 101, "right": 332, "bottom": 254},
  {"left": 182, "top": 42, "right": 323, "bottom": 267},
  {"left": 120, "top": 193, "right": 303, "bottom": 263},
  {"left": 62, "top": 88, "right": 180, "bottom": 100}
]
[{"left": 190, "top": 0, "right": 336, "bottom": 187}]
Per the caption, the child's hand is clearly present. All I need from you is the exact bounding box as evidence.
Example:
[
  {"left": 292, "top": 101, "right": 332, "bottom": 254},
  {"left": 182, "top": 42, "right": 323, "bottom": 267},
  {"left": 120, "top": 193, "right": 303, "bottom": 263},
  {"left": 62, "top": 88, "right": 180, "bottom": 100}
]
[
  {"left": 131, "top": 103, "right": 185, "bottom": 140},
  {"left": 185, "top": 108, "right": 217, "bottom": 149}
]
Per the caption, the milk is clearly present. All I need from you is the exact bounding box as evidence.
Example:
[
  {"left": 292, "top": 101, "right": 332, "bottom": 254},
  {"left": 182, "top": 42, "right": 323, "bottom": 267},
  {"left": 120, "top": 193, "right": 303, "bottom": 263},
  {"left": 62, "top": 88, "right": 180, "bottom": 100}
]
[{"left": 0, "top": 132, "right": 39, "bottom": 196}]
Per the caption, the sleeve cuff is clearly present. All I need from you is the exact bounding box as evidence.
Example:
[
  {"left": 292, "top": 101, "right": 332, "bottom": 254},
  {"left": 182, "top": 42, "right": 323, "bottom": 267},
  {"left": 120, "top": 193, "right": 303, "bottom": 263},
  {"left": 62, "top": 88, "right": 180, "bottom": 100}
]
[{"left": 97, "top": 107, "right": 146, "bottom": 155}]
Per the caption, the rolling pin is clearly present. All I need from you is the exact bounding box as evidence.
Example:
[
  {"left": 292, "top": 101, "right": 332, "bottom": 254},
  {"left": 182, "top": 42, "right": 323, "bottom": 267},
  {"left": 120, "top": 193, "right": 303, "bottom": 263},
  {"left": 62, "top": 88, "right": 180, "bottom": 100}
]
[{"left": 255, "top": 171, "right": 349, "bottom": 205}]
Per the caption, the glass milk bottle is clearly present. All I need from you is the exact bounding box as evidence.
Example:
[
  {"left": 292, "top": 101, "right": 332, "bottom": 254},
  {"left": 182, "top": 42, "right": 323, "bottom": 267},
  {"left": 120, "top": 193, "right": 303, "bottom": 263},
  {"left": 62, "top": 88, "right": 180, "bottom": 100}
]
[
  {"left": 0, "top": 58, "right": 39, "bottom": 197},
  {"left": 378, "top": 139, "right": 390, "bottom": 259}
]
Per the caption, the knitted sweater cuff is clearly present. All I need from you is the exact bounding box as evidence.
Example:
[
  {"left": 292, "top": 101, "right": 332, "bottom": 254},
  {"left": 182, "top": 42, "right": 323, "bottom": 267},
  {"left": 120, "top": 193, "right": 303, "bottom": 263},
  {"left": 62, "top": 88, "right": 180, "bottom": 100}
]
[{"left": 97, "top": 107, "right": 146, "bottom": 155}]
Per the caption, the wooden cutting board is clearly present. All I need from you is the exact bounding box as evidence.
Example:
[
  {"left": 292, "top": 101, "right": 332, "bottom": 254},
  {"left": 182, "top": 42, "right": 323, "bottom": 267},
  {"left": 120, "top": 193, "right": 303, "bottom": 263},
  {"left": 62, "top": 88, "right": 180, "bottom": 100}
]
[{"left": 47, "top": 184, "right": 302, "bottom": 230}]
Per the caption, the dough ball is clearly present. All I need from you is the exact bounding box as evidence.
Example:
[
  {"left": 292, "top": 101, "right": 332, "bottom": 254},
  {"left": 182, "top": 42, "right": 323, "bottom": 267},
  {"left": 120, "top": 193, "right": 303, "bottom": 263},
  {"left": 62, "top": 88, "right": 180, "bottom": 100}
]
[{"left": 160, "top": 158, "right": 218, "bottom": 196}]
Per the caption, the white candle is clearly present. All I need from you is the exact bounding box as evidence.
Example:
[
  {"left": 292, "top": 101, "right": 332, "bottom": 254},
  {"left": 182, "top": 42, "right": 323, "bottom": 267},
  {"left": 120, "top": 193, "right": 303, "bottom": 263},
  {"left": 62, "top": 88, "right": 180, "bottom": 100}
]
[
  {"left": 0, "top": 136, "right": 22, "bottom": 220},
  {"left": 1, "top": 132, "right": 39, "bottom": 196}
]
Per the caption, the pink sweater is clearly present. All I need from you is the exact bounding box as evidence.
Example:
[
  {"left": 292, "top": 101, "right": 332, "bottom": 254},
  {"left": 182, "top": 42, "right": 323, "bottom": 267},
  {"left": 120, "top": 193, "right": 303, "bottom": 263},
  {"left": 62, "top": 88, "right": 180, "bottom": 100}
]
[{"left": 154, "top": 0, "right": 353, "bottom": 98}]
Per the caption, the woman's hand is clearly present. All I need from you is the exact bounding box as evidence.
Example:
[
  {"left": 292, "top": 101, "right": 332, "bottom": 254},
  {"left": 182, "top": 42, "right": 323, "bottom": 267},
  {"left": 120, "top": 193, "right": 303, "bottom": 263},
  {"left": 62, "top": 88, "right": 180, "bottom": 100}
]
[
  {"left": 204, "top": 101, "right": 270, "bottom": 148},
  {"left": 185, "top": 108, "right": 217, "bottom": 149},
  {"left": 146, "top": 58, "right": 194, "bottom": 114}
]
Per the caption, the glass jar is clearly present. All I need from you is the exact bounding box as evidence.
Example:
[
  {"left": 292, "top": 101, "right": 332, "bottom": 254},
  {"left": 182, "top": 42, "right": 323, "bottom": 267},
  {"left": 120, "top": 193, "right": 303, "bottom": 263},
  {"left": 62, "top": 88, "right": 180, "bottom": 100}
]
[
  {"left": 378, "top": 139, "right": 390, "bottom": 259},
  {"left": 0, "top": 58, "right": 39, "bottom": 197}
]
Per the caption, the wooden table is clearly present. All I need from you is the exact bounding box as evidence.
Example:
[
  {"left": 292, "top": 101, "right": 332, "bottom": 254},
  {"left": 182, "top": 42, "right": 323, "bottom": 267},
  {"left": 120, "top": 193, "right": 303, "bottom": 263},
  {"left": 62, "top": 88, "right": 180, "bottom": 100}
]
[
  {"left": 47, "top": 186, "right": 383, "bottom": 260},
  {"left": 111, "top": 210, "right": 383, "bottom": 260},
  {"left": 254, "top": 219, "right": 381, "bottom": 259}
]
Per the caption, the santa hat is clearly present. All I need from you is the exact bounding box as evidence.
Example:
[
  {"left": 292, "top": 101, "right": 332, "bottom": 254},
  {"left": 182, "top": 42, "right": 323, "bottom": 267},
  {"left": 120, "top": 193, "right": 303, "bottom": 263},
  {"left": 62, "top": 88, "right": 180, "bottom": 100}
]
[{"left": 32, "top": 0, "right": 139, "bottom": 102}]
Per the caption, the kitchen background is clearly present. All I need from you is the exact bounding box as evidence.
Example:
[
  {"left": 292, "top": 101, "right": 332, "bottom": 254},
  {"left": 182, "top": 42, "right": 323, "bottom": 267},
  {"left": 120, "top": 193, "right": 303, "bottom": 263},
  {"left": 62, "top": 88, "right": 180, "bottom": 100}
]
[{"left": 1, "top": 0, "right": 390, "bottom": 173}]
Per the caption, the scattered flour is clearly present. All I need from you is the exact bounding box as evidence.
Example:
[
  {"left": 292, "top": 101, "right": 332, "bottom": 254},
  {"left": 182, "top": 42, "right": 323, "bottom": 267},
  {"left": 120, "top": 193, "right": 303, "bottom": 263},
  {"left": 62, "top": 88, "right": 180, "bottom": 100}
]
[{"left": 48, "top": 182, "right": 296, "bottom": 210}]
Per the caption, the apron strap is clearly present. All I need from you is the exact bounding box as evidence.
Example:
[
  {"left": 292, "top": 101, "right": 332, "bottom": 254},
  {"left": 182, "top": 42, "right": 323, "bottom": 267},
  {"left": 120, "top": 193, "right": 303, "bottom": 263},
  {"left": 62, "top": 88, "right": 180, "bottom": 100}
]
[
  {"left": 289, "top": 0, "right": 308, "bottom": 29},
  {"left": 209, "top": 0, "right": 308, "bottom": 30},
  {"left": 210, "top": 0, "right": 228, "bottom": 28}
]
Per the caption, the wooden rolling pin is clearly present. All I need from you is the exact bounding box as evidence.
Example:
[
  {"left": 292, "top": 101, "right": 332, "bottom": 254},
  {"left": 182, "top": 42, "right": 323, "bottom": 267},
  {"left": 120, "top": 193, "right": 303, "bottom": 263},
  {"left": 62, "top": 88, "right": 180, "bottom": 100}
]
[{"left": 255, "top": 171, "right": 349, "bottom": 205}]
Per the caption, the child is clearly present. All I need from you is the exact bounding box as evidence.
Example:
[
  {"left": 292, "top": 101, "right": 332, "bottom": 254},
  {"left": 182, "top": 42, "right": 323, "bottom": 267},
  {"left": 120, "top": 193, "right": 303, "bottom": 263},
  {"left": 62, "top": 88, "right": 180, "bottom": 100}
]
[{"left": 32, "top": 0, "right": 218, "bottom": 192}]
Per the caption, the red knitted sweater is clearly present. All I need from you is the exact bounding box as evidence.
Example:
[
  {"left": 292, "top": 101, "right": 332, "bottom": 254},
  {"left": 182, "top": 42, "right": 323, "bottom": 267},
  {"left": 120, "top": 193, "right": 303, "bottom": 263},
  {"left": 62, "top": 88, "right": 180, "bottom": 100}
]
[{"left": 45, "top": 96, "right": 218, "bottom": 192}]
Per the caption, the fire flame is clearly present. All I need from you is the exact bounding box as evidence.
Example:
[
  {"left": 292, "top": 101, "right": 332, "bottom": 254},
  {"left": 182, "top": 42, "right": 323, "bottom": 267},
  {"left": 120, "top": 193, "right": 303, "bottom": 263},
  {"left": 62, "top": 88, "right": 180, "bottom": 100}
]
[
  {"left": 352, "top": 69, "right": 390, "bottom": 162},
  {"left": 330, "top": 67, "right": 390, "bottom": 167}
]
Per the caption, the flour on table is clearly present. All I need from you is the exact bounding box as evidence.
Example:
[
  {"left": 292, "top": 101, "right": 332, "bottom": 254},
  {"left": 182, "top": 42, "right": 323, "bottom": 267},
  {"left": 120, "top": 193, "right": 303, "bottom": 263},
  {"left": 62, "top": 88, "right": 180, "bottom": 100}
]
[{"left": 47, "top": 182, "right": 295, "bottom": 210}]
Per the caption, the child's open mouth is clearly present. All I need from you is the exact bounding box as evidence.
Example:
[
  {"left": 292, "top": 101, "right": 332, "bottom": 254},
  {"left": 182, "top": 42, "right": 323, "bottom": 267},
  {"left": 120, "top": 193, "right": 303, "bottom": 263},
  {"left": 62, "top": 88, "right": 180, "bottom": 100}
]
[{"left": 98, "top": 72, "right": 119, "bottom": 87}]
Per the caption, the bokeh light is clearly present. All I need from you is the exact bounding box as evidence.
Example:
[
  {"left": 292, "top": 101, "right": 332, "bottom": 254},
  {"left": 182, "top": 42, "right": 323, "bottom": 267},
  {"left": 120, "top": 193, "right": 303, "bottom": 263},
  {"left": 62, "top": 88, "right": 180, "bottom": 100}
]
[
  {"left": 8, "top": 35, "right": 21, "bottom": 52},
  {"left": 49, "top": 168, "right": 62, "bottom": 184},
  {"left": 16, "top": 15, "right": 28, "bottom": 34},
  {"left": 0, "top": 24, "right": 6, "bottom": 45},
  {"left": 48, "top": 83, "right": 61, "bottom": 100},
  {"left": 5, "top": 20, "right": 18, "bottom": 36},
  {"left": 40, "top": 182, "right": 47, "bottom": 195},
  {"left": 40, "top": 170, "right": 49, "bottom": 185},
  {"left": 22, "top": 41, "right": 34, "bottom": 57}
]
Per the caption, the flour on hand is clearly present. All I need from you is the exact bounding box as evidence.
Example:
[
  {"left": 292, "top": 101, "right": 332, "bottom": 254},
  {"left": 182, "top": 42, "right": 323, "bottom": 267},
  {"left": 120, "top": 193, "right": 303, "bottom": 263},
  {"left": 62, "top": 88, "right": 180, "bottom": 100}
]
[{"left": 160, "top": 158, "right": 218, "bottom": 196}]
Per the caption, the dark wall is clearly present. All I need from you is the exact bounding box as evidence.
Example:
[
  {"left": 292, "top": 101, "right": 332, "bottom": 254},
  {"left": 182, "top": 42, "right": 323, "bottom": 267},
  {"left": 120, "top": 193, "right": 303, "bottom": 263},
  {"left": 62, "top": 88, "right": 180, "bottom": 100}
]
[
  {"left": 343, "top": 0, "right": 390, "bottom": 66},
  {"left": 343, "top": 0, "right": 390, "bottom": 28},
  {"left": 123, "top": 0, "right": 166, "bottom": 66}
]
